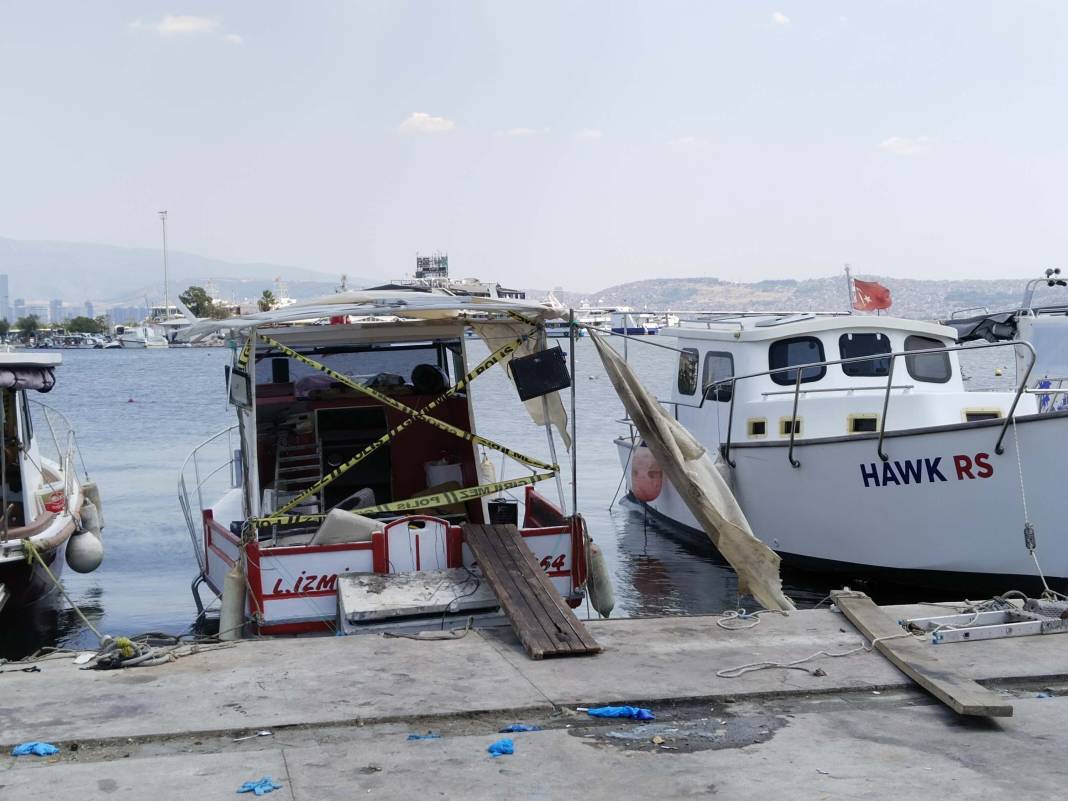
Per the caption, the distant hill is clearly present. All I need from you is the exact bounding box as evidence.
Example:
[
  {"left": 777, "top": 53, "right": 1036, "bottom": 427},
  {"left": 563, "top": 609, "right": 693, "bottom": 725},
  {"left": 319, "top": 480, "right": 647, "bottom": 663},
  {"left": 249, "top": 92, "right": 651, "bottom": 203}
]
[
  {"left": 550, "top": 275, "right": 1043, "bottom": 320},
  {"left": 0, "top": 236, "right": 379, "bottom": 305}
]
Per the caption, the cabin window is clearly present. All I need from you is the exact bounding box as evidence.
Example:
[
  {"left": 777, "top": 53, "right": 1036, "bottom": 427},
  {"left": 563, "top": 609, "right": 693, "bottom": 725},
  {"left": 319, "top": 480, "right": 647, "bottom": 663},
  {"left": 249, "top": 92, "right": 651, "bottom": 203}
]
[
  {"left": 848, "top": 414, "right": 879, "bottom": 433},
  {"left": 677, "top": 348, "right": 699, "bottom": 396},
  {"left": 839, "top": 333, "right": 891, "bottom": 377},
  {"left": 964, "top": 408, "right": 1002, "bottom": 422},
  {"left": 747, "top": 418, "right": 767, "bottom": 438},
  {"left": 779, "top": 417, "right": 802, "bottom": 436},
  {"left": 904, "top": 336, "right": 952, "bottom": 384},
  {"left": 769, "top": 337, "right": 826, "bottom": 386},
  {"left": 702, "top": 352, "right": 734, "bottom": 402}
]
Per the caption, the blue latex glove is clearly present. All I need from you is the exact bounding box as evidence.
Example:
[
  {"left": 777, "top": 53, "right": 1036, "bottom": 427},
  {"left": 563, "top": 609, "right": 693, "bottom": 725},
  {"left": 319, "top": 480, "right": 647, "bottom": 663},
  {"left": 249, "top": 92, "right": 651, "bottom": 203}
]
[
  {"left": 498, "top": 724, "right": 541, "bottom": 733},
  {"left": 407, "top": 732, "right": 441, "bottom": 740},
  {"left": 487, "top": 738, "right": 514, "bottom": 757},
  {"left": 585, "top": 706, "right": 655, "bottom": 720},
  {"left": 236, "top": 777, "right": 282, "bottom": 796},
  {"left": 11, "top": 742, "right": 59, "bottom": 757}
]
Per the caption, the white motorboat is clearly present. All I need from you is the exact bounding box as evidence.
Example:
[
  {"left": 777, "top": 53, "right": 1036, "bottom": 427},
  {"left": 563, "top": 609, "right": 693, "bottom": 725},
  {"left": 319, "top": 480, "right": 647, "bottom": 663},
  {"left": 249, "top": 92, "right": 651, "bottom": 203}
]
[
  {"left": 610, "top": 309, "right": 659, "bottom": 335},
  {"left": 614, "top": 311, "right": 1065, "bottom": 591},
  {"left": 116, "top": 325, "right": 169, "bottom": 349},
  {"left": 179, "top": 290, "right": 597, "bottom": 635},
  {"left": 0, "top": 352, "right": 103, "bottom": 617}
]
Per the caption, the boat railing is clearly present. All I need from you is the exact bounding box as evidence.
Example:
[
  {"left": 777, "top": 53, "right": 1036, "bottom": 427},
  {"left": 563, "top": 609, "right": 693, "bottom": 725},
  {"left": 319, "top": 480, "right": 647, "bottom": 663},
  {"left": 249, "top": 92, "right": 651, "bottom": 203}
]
[
  {"left": 700, "top": 339, "right": 1037, "bottom": 469},
  {"left": 30, "top": 400, "right": 89, "bottom": 487},
  {"left": 178, "top": 425, "right": 239, "bottom": 572}
]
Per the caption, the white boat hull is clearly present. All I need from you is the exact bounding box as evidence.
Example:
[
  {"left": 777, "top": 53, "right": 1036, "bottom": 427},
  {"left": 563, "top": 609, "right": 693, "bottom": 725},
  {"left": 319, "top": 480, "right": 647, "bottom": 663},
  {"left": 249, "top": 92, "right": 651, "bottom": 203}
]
[{"left": 617, "top": 412, "right": 1068, "bottom": 584}]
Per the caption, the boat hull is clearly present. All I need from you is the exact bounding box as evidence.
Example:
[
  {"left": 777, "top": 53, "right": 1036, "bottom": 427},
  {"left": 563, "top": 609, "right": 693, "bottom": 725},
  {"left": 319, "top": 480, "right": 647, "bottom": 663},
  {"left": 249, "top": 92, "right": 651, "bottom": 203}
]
[
  {"left": 0, "top": 540, "right": 65, "bottom": 617},
  {"left": 616, "top": 412, "right": 1068, "bottom": 586}
]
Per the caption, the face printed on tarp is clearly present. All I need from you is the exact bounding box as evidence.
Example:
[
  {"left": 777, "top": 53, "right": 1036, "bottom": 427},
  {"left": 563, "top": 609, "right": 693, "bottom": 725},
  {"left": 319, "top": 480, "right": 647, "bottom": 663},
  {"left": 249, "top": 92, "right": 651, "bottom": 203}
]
[{"left": 630, "top": 445, "right": 663, "bottom": 502}]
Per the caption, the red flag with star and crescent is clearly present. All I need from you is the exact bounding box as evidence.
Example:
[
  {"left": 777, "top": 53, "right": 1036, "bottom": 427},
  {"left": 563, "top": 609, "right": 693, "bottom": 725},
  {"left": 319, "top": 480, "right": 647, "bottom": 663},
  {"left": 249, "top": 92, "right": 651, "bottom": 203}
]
[{"left": 852, "top": 278, "right": 892, "bottom": 311}]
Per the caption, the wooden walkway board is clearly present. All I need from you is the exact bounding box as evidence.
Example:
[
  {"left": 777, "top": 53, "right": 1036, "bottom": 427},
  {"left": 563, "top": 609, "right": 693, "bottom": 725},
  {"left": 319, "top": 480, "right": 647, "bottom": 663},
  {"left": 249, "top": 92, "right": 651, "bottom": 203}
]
[
  {"left": 832, "top": 590, "right": 1013, "bottom": 718},
  {"left": 462, "top": 523, "right": 601, "bottom": 659}
]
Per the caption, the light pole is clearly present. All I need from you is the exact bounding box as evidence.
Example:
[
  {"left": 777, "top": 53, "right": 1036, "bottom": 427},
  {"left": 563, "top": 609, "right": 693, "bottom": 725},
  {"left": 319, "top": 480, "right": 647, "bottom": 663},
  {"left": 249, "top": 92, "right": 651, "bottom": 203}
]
[{"left": 159, "top": 210, "right": 169, "bottom": 321}]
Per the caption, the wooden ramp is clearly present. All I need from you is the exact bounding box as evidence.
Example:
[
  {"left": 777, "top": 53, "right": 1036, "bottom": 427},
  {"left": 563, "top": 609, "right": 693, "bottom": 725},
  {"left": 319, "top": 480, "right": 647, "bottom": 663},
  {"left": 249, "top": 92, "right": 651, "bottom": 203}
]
[
  {"left": 832, "top": 590, "right": 1013, "bottom": 717},
  {"left": 463, "top": 523, "right": 601, "bottom": 659}
]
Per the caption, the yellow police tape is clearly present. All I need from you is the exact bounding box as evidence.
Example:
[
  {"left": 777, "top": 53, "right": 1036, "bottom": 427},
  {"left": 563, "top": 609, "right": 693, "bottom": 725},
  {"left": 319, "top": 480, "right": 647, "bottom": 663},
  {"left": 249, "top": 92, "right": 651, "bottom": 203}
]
[
  {"left": 255, "top": 333, "right": 557, "bottom": 473},
  {"left": 249, "top": 471, "right": 553, "bottom": 528},
  {"left": 271, "top": 333, "right": 530, "bottom": 516}
]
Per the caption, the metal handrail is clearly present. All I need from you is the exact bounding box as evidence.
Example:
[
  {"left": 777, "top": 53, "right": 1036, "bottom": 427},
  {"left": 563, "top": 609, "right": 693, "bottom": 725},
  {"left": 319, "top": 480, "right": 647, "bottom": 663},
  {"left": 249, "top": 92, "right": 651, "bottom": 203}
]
[
  {"left": 714, "top": 339, "right": 1037, "bottom": 467},
  {"left": 761, "top": 384, "right": 915, "bottom": 397},
  {"left": 177, "top": 424, "right": 239, "bottom": 570}
]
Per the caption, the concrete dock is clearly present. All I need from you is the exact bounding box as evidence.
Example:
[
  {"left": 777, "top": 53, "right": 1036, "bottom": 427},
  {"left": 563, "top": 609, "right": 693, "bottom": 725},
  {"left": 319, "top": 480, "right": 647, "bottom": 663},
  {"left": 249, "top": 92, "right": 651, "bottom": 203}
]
[{"left": 3, "top": 604, "right": 1068, "bottom": 799}]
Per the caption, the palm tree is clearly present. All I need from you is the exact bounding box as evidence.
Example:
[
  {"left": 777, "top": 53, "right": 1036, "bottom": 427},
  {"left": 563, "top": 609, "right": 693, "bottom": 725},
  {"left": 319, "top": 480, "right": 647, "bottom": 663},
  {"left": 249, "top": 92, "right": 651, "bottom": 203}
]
[{"left": 257, "top": 290, "right": 277, "bottom": 312}]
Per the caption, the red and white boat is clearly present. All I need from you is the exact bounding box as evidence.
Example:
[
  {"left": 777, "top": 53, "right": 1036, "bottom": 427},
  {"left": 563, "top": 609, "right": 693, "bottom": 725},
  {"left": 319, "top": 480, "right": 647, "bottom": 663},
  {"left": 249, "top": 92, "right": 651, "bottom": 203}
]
[{"left": 179, "top": 291, "right": 592, "bottom": 636}]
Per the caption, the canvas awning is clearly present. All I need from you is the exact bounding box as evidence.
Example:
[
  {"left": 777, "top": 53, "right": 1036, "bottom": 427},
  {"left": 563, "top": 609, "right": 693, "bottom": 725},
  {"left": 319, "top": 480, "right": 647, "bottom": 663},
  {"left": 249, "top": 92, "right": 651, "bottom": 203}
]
[
  {"left": 0, "top": 366, "right": 55, "bottom": 393},
  {"left": 592, "top": 333, "right": 794, "bottom": 612}
]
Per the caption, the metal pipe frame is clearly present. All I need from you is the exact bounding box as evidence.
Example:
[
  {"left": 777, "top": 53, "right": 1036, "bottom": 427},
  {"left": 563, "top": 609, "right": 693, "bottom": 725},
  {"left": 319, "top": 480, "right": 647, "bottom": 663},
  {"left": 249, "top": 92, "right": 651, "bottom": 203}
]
[{"left": 708, "top": 339, "right": 1036, "bottom": 467}]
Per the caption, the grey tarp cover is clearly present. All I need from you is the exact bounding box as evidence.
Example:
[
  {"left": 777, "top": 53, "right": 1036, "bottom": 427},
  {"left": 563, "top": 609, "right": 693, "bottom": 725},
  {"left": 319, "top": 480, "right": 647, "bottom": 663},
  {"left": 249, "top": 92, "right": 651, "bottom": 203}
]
[
  {"left": 592, "top": 334, "right": 794, "bottom": 612},
  {"left": 0, "top": 366, "right": 55, "bottom": 393}
]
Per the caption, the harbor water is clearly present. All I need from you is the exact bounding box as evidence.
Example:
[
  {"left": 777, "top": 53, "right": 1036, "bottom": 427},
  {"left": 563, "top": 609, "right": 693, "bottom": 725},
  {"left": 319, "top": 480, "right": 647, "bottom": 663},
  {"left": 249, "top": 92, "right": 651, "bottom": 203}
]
[{"left": 2, "top": 337, "right": 1016, "bottom": 659}]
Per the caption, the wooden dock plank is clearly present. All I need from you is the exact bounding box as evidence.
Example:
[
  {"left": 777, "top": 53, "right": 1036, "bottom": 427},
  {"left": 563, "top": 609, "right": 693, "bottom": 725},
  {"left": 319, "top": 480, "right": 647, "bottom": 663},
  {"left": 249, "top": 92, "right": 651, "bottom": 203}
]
[
  {"left": 832, "top": 590, "right": 1013, "bottom": 718},
  {"left": 493, "top": 524, "right": 601, "bottom": 651},
  {"left": 463, "top": 523, "right": 600, "bottom": 659},
  {"left": 472, "top": 526, "right": 563, "bottom": 657}
]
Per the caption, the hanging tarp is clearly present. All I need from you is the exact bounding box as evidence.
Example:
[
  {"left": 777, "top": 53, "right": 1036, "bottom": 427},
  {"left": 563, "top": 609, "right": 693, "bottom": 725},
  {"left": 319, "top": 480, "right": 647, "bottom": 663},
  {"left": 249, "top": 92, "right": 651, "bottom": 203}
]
[
  {"left": 0, "top": 366, "right": 55, "bottom": 393},
  {"left": 472, "top": 321, "right": 572, "bottom": 450},
  {"left": 592, "top": 333, "right": 794, "bottom": 612}
]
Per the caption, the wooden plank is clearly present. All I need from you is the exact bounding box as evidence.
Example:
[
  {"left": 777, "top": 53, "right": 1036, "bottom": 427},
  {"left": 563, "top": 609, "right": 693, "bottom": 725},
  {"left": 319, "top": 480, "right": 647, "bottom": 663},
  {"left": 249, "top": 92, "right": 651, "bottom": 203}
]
[
  {"left": 464, "top": 525, "right": 556, "bottom": 658},
  {"left": 463, "top": 523, "right": 600, "bottom": 659},
  {"left": 479, "top": 525, "right": 598, "bottom": 657},
  {"left": 477, "top": 525, "right": 571, "bottom": 653},
  {"left": 832, "top": 590, "right": 1013, "bottom": 718},
  {"left": 493, "top": 524, "right": 601, "bottom": 652}
]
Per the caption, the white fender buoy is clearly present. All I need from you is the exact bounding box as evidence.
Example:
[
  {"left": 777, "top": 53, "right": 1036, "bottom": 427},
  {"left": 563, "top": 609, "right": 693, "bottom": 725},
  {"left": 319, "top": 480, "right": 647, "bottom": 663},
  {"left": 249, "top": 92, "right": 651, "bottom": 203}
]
[
  {"left": 220, "top": 564, "right": 246, "bottom": 641},
  {"left": 81, "top": 481, "right": 105, "bottom": 530},
  {"left": 586, "top": 541, "right": 615, "bottom": 619},
  {"left": 478, "top": 451, "right": 497, "bottom": 492},
  {"left": 79, "top": 501, "right": 102, "bottom": 537},
  {"left": 66, "top": 530, "right": 104, "bottom": 573},
  {"left": 630, "top": 445, "right": 663, "bottom": 502}
]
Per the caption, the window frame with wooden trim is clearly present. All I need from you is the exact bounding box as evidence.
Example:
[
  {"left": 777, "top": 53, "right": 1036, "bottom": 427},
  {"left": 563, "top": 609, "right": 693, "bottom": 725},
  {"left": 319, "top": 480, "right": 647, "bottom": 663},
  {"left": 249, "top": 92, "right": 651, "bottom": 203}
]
[{"left": 779, "top": 417, "right": 803, "bottom": 437}]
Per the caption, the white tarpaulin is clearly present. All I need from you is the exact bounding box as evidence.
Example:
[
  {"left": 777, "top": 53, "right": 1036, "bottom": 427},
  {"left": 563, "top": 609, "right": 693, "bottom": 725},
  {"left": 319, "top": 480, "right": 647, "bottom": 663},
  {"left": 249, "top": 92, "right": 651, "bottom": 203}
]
[
  {"left": 592, "top": 334, "right": 794, "bottom": 612},
  {"left": 472, "top": 321, "right": 572, "bottom": 450}
]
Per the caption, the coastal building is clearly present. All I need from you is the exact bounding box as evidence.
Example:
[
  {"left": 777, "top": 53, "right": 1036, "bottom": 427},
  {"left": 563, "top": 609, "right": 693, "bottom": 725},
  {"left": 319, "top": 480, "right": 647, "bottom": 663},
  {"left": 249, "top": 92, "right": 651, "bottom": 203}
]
[
  {"left": 84, "top": 301, "right": 94, "bottom": 319},
  {"left": 12, "top": 298, "right": 25, "bottom": 320},
  {"left": 49, "top": 298, "right": 63, "bottom": 324}
]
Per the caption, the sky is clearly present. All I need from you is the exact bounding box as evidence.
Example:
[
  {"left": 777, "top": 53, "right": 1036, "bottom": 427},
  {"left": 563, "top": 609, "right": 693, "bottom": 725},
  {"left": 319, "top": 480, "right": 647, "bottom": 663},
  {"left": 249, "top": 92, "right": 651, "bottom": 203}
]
[{"left": 2, "top": 2, "right": 1068, "bottom": 292}]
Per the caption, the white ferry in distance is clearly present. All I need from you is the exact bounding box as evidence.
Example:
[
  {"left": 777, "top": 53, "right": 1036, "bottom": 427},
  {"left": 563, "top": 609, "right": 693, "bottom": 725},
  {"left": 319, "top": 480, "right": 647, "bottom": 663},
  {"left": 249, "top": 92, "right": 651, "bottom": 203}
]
[{"left": 615, "top": 311, "right": 1067, "bottom": 592}]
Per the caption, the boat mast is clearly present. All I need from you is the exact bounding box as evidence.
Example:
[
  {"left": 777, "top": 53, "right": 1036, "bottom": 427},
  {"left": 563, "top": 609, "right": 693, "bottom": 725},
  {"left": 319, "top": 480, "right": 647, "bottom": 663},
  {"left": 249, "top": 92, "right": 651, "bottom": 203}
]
[{"left": 159, "top": 210, "right": 169, "bottom": 322}]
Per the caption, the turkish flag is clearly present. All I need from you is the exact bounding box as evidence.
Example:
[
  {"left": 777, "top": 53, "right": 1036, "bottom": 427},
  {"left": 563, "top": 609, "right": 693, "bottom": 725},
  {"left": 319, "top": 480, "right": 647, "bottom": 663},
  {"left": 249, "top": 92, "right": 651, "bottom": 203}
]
[{"left": 853, "top": 279, "right": 892, "bottom": 311}]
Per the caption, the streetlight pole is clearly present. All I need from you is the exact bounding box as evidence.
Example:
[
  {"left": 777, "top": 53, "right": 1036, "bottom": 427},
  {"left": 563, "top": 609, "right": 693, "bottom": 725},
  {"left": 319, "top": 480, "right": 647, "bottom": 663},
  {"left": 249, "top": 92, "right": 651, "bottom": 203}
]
[{"left": 159, "top": 210, "right": 169, "bottom": 321}]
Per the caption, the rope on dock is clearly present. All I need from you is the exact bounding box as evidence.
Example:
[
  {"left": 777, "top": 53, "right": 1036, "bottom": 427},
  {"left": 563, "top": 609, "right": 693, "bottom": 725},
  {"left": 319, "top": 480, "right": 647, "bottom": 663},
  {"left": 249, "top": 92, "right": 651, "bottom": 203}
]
[
  {"left": 715, "top": 631, "right": 913, "bottom": 678},
  {"left": 15, "top": 538, "right": 239, "bottom": 671}
]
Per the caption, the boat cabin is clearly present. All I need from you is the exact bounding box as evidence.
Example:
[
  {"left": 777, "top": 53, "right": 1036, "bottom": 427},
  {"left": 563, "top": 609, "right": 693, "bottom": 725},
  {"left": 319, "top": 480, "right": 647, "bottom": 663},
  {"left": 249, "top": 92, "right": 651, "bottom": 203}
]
[
  {"left": 181, "top": 293, "right": 589, "bottom": 635},
  {"left": 666, "top": 313, "right": 1035, "bottom": 447}
]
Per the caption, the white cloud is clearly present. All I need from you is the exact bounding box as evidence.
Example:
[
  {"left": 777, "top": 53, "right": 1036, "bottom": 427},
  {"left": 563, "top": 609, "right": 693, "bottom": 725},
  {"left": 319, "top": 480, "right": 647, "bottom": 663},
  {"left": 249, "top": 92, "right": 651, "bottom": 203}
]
[
  {"left": 878, "top": 136, "right": 934, "bottom": 156},
  {"left": 575, "top": 128, "right": 603, "bottom": 140},
  {"left": 398, "top": 112, "right": 456, "bottom": 135},
  {"left": 130, "top": 15, "right": 244, "bottom": 44},
  {"left": 772, "top": 11, "right": 790, "bottom": 25},
  {"left": 669, "top": 136, "right": 706, "bottom": 147},
  {"left": 131, "top": 15, "right": 220, "bottom": 36}
]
